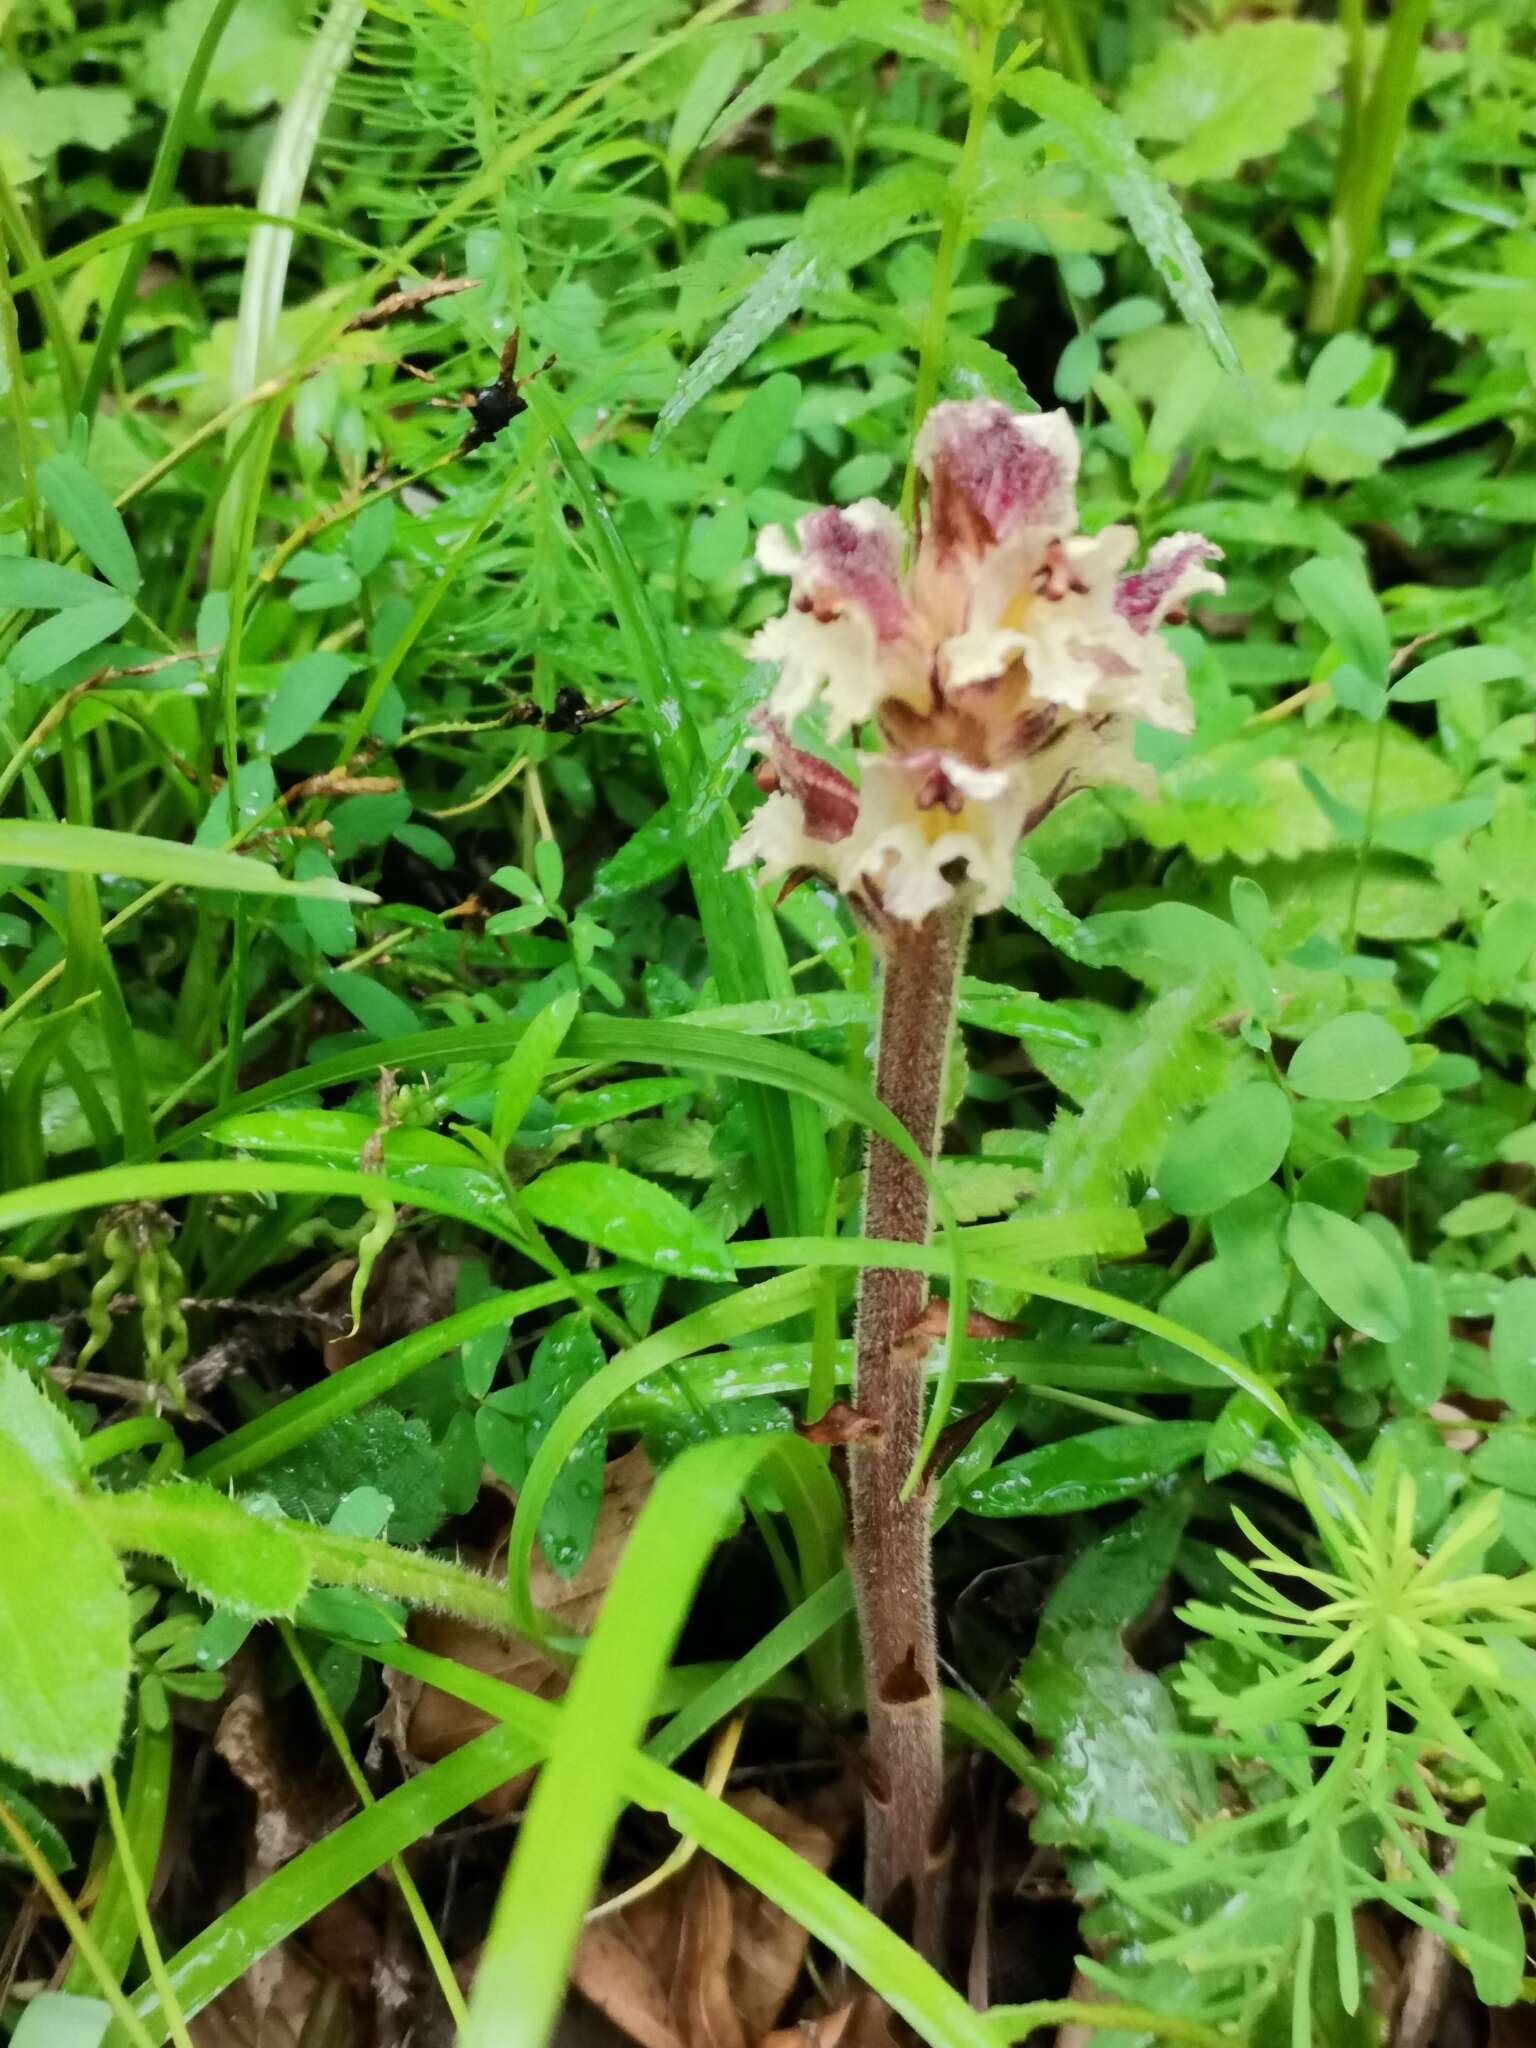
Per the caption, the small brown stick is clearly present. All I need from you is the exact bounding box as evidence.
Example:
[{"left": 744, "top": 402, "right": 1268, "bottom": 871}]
[{"left": 343, "top": 277, "right": 478, "bottom": 332}]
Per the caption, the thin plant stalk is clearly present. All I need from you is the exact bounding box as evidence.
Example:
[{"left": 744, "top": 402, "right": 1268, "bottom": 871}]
[
  {"left": 848, "top": 895, "right": 969, "bottom": 1955},
  {"left": 1309, "top": 0, "right": 1433, "bottom": 333},
  {"left": 901, "top": 21, "right": 1000, "bottom": 520},
  {"left": 78, "top": 0, "right": 244, "bottom": 418}
]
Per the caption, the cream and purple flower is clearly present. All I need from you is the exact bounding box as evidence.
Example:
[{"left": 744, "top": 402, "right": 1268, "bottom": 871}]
[{"left": 728, "top": 399, "right": 1223, "bottom": 928}]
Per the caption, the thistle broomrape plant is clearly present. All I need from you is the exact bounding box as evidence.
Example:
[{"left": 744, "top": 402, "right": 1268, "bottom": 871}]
[{"left": 731, "top": 398, "right": 1223, "bottom": 1954}]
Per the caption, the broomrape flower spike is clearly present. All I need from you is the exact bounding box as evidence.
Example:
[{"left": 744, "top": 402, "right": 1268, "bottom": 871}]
[
  {"left": 729, "top": 398, "right": 1223, "bottom": 930},
  {"left": 730, "top": 398, "right": 1222, "bottom": 1963}
]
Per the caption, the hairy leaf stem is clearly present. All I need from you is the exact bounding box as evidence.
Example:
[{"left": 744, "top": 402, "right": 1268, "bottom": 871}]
[{"left": 849, "top": 897, "right": 969, "bottom": 1956}]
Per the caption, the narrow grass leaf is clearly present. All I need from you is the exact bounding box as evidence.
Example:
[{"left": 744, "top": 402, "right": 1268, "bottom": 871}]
[{"left": 0, "top": 823, "right": 376, "bottom": 902}]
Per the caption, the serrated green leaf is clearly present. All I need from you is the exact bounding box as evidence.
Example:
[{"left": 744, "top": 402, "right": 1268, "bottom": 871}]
[
  {"left": 250, "top": 1408, "right": 447, "bottom": 1547},
  {"left": 520, "top": 1163, "right": 733, "bottom": 1281},
  {"left": 0, "top": 1360, "right": 84, "bottom": 1486},
  {"left": 1007, "top": 68, "right": 1234, "bottom": 371},
  {"left": 0, "top": 1444, "right": 129, "bottom": 1784},
  {"left": 1121, "top": 20, "right": 1340, "bottom": 185}
]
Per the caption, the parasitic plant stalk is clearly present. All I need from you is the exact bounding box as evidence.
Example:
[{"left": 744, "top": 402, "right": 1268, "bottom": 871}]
[
  {"left": 729, "top": 399, "right": 1224, "bottom": 1959},
  {"left": 850, "top": 895, "right": 969, "bottom": 1948}
]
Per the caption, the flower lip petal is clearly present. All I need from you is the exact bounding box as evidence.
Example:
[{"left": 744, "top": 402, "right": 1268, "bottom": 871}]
[
  {"left": 757, "top": 501, "right": 911, "bottom": 645},
  {"left": 916, "top": 401, "right": 1081, "bottom": 557},
  {"left": 1116, "top": 532, "right": 1225, "bottom": 634}
]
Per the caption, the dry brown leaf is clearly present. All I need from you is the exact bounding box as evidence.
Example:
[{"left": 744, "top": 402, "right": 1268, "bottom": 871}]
[
  {"left": 726, "top": 1793, "right": 840, "bottom": 2040},
  {"left": 215, "top": 1678, "right": 352, "bottom": 1875},
  {"left": 212, "top": 1672, "right": 360, "bottom": 2030},
  {"left": 569, "top": 1921, "right": 687, "bottom": 2048},
  {"left": 674, "top": 1862, "right": 747, "bottom": 2048},
  {"left": 406, "top": 1446, "right": 653, "bottom": 1814},
  {"left": 189, "top": 1953, "right": 339, "bottom": 2048},
  {"left": 568, "top": 1789, "right": 838, "bottom": 2048}
]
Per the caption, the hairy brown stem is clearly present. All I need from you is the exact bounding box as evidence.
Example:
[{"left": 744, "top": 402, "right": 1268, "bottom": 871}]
[{"left": 849, "top": 896, "right": 969, "bottom": 1959}]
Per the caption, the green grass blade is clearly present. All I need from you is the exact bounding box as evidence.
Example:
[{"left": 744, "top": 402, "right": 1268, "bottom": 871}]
[
  {"left": 380, "top": 1639, "right": 997, "bottom": 2048},
  {"left": 64, "top": 1715, "right": 173, "bottom": 1996},
  {"left": 463, "top": 1435, "right": 798, "bottom": 2048},
  {"left": 646, "top": 1572, "right": 855, "bottom": 1767},
  {"left": 123, "top": 1730, "right": 534, "bottom": 2047},
  {"left": 0, "top": 1160, "right": 522, "bottom": 1245},
  {"left": 8, "top": 208, "right": 374, "bottom": 294},
  {"left": 0, "top": 822, "right": 375, "bottom": 901}
]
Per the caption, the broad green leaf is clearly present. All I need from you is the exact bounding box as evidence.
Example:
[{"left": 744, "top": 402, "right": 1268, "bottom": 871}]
[
  {"left": 91, "top": 1483, "right": 311, "bottom": 1616},
  {"left": 0, "top": 1445, "right": 129, "bottom": 1783},
  {"left": 708, "top": 370, "right": 802, "bottom": 492},
  {"left": 37, "top": 455, "right": 141, "bottom": 593},
  {"left": 1469, "top": 1429, "right": 1535, "bottom": 1496},
  {"left": 1291, "top": 556, "right": 1389, "bottom": 684},
  {"left": 210, "top": 1108, "right": 484, "bottom": 1171},
  {"left": 520, "top": 1162, "right": 733, "bottom": 1281},
  {"left": 1492, "top": 1278, "right": 1536, "bottom": 1418},
  {"left": 1156, "top": 1079, "right": 1291, "bottom": 1216},
  {"left": 1390, "top": 644, "right": 1527, "bottom": 702},
  {"left": 9, "top": 1994, "right": 110, "bottom": 2048},
  {"left": 667, "top": 39, "right": 744, "bottom": 171},
  {"left": 524, "top": 1314, "right": 607, "bottom": 1578},
  {"left": 0, "top": 822, "right": 375, "bottom": 902},
  {"left": 1015, "top": 1502, "right": 1214, "bottom": 1912},
  {"left": 10, "top": 597, "right": 134, "bottom": 683},
  {"left": 252, "top": 1409, "right": 447, "bottom": 1546},
  {"left": 1287, "top": 1012, "right": 1410, "bottom": 1100},
  {"left": 963, "top": 1421, "right": 1210, "bottom": 1517},
  {"left": 1007, "top": 68, "right": 1234, "bottom": 370},
  {"left": 321, "top": 969, "right": 420, "bottom": 1038},
  {"left": 293, "top": 843, "right": 355, "bottom": 956},
  {"left": 1121, "top": 20, "right": 1340, "bottom": 185},
  {"left": 262, "top": 650, "right": 355, "bottom": 754},
  {"left": 1386, "top": 1264, "right": 1450, "bottom": 1412},
  {"left": 0, "top": 559, "right": 115, "bottom": 610},
  {"left": 1451, "top": 1817, "right": 1526, "bottom": 2008},
  {"left": 1204, "top": 1389, "right": 1273, "bottom": 1480},
  {"left": 1286, "top": 1202, "right": 1410, "bottom": 1341}
]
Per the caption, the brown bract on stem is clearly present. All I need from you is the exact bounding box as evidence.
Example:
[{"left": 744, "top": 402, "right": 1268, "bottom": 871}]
[{"left": 849, "top": 893, "right": 969, "bottom": 1956}]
